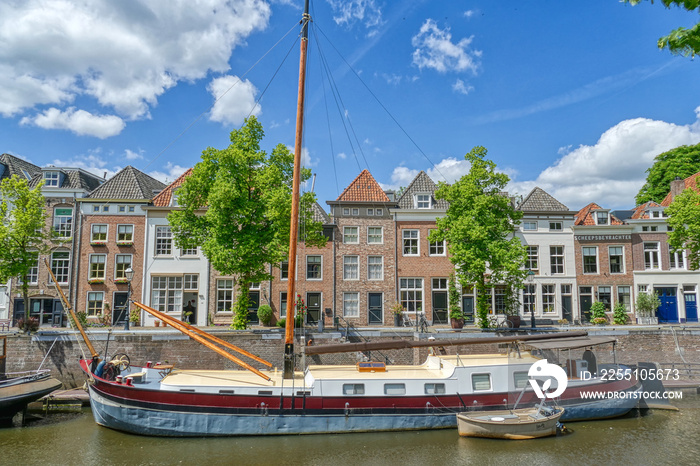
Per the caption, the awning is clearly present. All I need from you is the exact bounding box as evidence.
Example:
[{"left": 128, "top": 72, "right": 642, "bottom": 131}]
[{"left": 523, "top": 336, "right": 617, "bottom": 351}]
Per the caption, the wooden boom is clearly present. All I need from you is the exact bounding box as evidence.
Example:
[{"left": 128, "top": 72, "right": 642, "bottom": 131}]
[{"left": 133, "top": 302, "right": 272, "bottom": 381}]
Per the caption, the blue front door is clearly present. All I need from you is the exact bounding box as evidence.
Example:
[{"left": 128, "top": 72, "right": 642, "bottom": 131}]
[
  {"left": 685, "top": 293, "right": 698, "bottom": 322},
  {"left": 655, "top": 287, "right": 678, "bottom": 323}
]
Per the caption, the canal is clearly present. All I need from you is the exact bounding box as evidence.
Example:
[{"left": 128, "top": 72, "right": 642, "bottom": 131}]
[{"left": 1, "top": 394, "right": 699, "bottom": 465}]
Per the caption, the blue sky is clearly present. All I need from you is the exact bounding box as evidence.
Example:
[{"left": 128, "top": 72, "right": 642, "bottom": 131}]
[{"left": 1, "top": 1, "right": 699, "bottom": 210}]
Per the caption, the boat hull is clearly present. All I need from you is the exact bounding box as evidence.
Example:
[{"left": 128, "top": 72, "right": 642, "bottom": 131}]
[
  {"left": 0, "top": 373, "right": 62, "bottom": 423},
  {"left": 457, "top": 407, "right": 564, "bottom": 439}
]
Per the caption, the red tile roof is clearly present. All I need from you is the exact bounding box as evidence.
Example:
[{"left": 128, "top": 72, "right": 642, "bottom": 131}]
[
  {"left": 336, "top": 169, "right": 390, "bottom": 202},
  {"left": 629, "top": 201, "right": 662, "bottom": 220},
  {"left": 660, "top": 171, "right": 700, "bottom": 206},
  {"left": 152, "top": 168, "right": 193, "bottom": 207},
  {"left": 574, "top": 202, "right": 623, "bottom": 226}
]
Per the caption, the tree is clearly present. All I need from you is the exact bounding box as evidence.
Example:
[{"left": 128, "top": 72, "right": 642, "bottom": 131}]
[
  {"left": 666, "top": 187, "right": 700, "bottom": 269},
  {"left": 0, "top": 176, "right": 50, "bottom": 328},
  {"left": 167, "top": 116, "right": 325, "bottom": 329},
  {"left": 430, "top": 146, "right": 528, "bottom": 329},
  {"left": 636, "top": 143, "right": 700, "bottom": 205},
  {"left": 626, "top": 1, "right": 700, "bottom": 57}
]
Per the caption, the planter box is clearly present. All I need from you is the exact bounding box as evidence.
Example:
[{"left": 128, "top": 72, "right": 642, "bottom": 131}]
[
  {"left": 636, "top": 317, "right": 658, "bottom": 325},
  {"left": 116, "top": 242, "right": 134, "bottom": 247}
]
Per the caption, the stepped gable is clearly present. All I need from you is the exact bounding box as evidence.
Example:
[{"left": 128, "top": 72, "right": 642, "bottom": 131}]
[
  {"left": 660, "top": 171, "right": 700, "bottom": 206},
  {"left": 519, "top": 187, "right": 568, "bottom": 211},
  {"left": 336, "top": 169, "right": 390, "bottom": 202},
  {"left": 397, "top": 170, "right": 449, "bottom": 209},
  {"left": 0, "top": 153, "right": 41, "bottom": 181},
  {"left": 153, "top": 168, "right": 193, "bottom": 207},
  {"left": 310, "top": 201, "right": 331, "bottom": 223},
  {"left": 574, "top": 202, "right": 623, "bottom": 226},
  {"left": 629, "top": 201, "right": 662, "bottom": 220},
  {"left": 87, "top": 165, "right": 166, "bottom": 200}
]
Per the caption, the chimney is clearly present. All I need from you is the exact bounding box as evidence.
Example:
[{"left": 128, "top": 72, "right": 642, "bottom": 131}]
[{"left": 670, "top": 176, "right": 685, "bottom": 200}]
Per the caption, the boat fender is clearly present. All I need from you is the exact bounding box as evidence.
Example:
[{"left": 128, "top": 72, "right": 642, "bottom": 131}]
[
  {"left": 94, "top": 360, "right": 106, "bottom": 378},
  {"left": 307, "top": 338, "right": 313, "bottom": 346}
]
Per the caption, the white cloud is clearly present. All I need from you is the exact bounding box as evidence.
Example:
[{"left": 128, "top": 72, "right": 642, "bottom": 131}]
[
  {"left": 452, "top": 79, "right": 474, "bottom": 95},
  {"left": 148, "top": 162, "right": 189, "bottom": 184},
  {"left": 125, "top": 149, "right": 144, "bottom": 161},
  {"left": 412, "top": 19, "right": 481, "bottom": 74},
  {"left": 0, "top": 1, "right": 270, "bottom": 119},
  {"left": 464, "top": 10, "right": 476, "bottom": 18},
  {"left": 50, "top": 150, "right": 117, "bottom": 180},
  {"left": 337, "top": 152, "right": 347, "bottom": 159},
  {"left": 327, "top": 0, "right": 383, "bottom": 30},
  {"left": 383, "top": 157, "right": 472, "bottom": 191},
  {"left": 208, "top": 75, "right": 261, "bottom": 126},
  {"left": 20, "top": 107, "right": 125, "bottom": 138},
  {"left": 508, "top": 109, "right": 700, "bottom": 210}
]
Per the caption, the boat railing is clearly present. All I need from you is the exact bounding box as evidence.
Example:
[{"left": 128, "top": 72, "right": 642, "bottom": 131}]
[{"left": 657, "top": 361, "right": 700, "bottom": 379}]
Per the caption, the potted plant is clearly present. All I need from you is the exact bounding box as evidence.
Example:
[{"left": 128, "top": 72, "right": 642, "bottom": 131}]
[
  {"left": 449, "top": 309, "right": 465, "bottom": 330},
  {"left": 635, "top": 292, "right": 660, "bottom": 325},
  {"left": 590, "top": 301, "right": 608, "bottom": 326},
  {"left": 257, "top": 304, "right": 274, "bottom": 326},
  {"left": 130, "top": 309, "right": 140, "bottom": 327},
  {"left": 612, "top": 302, "right": 629, "bottom": 325},
  {"left": 294, "top": 294, "right": 306, "bottom": 328},
  {"left": 557, "top": 318, "right": 569, "bottom": 327},
  {"left": 448, "top": 273, "right": 464, "bottom": 329},
  {"left": 391, "top": 302, "right": 405, "bottom": 327}
]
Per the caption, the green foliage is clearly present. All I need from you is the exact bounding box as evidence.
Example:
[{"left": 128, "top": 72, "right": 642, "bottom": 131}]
[
  {"left": 430, "top": 146, "right": 528, "bottom": 329},
  {"left": 276, "top": 318, "right": 286, "bottom": 328},
  {"left": 68, "top": 311, "right": 88, "bottom": 330},
  {"left": 448, "top": 273, "right": 462, "bottom": 319},
  {"left": 590, "top": 301, "right": 608, "bottom": 321},
  {"left": 231, "top": 292, "right": 249, "bottom": 330},
  {"left": 635, "top": 143, "right": 700, "bottom": 204},
  {"left": 0, "top": 176, "right": 50, "bottom": 324},
  {"left": 667, "top": 188, "right": 700, "bottom": 270},
  {"left": 168, "top": 116, "right": 326, "bottom": 289},
  {"left": 625, "top": 1, "right": 700, "bottom": 57},
  {"left": 635, "top": 291, "right": 661, "bottom": 317},
  {"left": 257, "top": 304, "right": 273, "bottom": 326},
  {"left": 613, "top": 302, "right": 629, "bottom": 325}
]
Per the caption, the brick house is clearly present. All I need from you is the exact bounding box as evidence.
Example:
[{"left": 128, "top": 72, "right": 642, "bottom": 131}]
[
  {"left": 391, "top": 171, "right": 454, "bottom": 325},
  {"left": 516, "top": 187, "right": 578, "bottom": 324},
  {"left": 327, "top": 170, "right": 398, "bottom": 326},
  {"left": 75, "top": 166, "right": 165, "bottom": 325},
  {"left": 572, "top": 202, "right": 634, "bottom": 323}
]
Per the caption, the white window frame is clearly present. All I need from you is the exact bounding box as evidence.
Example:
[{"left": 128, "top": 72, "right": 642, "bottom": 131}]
[
  {"left": 91, "top": 224, "right": 108, "bottom": 242},
  {"left": 151, "top": 276, "right": 183, "bottom": 314},
  {"left": 117, "top": 224, "right": 134, "bottom": 242},
  {"left": 343, "top": 292, "right": 359, "bottom": 317},
  {"left": 609, "top": 246, "right": 624, "bottom": 274},
  {"left": 523, "top": 221, "right": 537, "bottom": 231},
  {"left": 53, "top": 207, "right": 73, "bottom": 238},
  {"left": 368, "top": 255, "right": 383, "bottom": 280},
  {"left": 86, "top": 291, "right": 104, "bottom": 317},
  {"left": 115, "top": 254, "right": 132, "bottom": 280},
  {"left": 343, "top": 226, "right": 359, "bottom": 244},
  {"left": 669, "top": 245, "right": 686, "bottom": 270},
  {"left": 343, "top": 255, "right": 359, "bottom": 280},
  {"left": 44, "top": 171, "right": 60, "bottom": 187},
  {"left": 155, "top": 226, "right": 173, "bottom": 256},
  {"left": 51, "top": 251, "right": 71, "bottom": 284},
  {"left": 181, "top": 246, "right": 198, "bottom": 257},
  {"left": 89, "top": 254, "right": 106, "bottom": 280},
  {"left": 428, "top": 229, "right": 445, "bottom": 256},
  {"left": 550, "top": 246, "right": 564, "bottom": 274},
  {"left": 549, "top": 221, "right": 563, "bottom": 231},
  {"left": 367, "top": 226, "right": 383, "bottom": 244},
  {"left": 402, "top": 229, "right": 419, "bottom": 256},
  {"left": 542, "top": 284, "right": 555, "bottom": 313},
  {"left": 400, "top": 278, "right": 423, "bottom": 313},
  {"left": 306, "top": 255, "right": 322, "bottom": 280},
  {"left": 644, "top": 242, "right": 660, "bottom": 270},
  {"left": 526, "top": 246, "right": 539, "bottom": 272},
  {"left": 415, "top": 194, "right": 431, "bottom": 209},
  {"left": 216, "top": 279, "right": 234, "bottom": 313},
  {"left": 582, "top": 246, "right": 598, "bottom": 274}
]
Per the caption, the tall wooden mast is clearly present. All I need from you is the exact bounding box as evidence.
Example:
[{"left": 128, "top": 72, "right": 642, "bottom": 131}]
[{"left": 284, "top": 0, "right": 310, "bottom": 379}]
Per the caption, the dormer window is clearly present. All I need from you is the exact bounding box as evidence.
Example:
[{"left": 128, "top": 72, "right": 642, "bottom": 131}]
[
  {"left": 44, "top": 171, "right": 60, "bottom": 187},
  {"left": 415, "top": 194, "right": 431, "bottom": 209},
  {"left": 596, "top": 211, "right": 608, "bottom": 225}
]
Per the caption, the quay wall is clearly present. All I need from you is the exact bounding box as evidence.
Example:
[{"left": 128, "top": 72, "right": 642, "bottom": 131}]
[{"left": 3, "top": 327, "right": 700, "bottom": 388}]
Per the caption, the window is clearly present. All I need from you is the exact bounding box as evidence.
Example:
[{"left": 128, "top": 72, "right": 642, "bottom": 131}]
[
  {"left": 53, "top": 207, "right": 73, "bottom": 238},
  {"left": 526, "top": 246, "right": 538, "bottom": 272},
  {"left": 609, "top": 246, "right": 624, "bottom": 274},
  {"left": 117, "top": 224, "right": 133, "bottom": 242},
  {"left": 91, "top": 224, "right": 107, "bottom": 242},
  {"left": 424, "top": 383, "right": 446, "bottom": 395},
  {"left": 618, "top": 286, "right": 631, "bottom": 312},
  {"left": 352, "top": 208, "right": 359, "bottom": 216},
  {"left": 598, "top": 286, "right": 611, "bottom": 310},
  {"left": 93, "top": 205, "right": 100, "bottom": 213},
  {"left": 343, "top": 292, "right": 359, "bottom": 317},
  {"left": 115, "top": 255, "right": 132, "bottom": 280},
  {"left": 415, "top": 194, "right": 431, "bottom": 209},
  {"left": 402, "top": 230, "right": 419, "bottom": 256},
  {"left": 343, "top": 226, "right": 358, "bottom": 244},
  {"left": 494, "top": 286, "right": 506, "bottom": 313},
  {"left": 384, "top": 383, "right": 406, "bottom": 395},
  {"left": 280, "top": 261, "right": 289, "bottom": 280},
  {"left": 367, "top": 226, "right": 383, "bottom": 244},
  {"left": 89, "top": 254, "right": 106, "bottom": 279},
  {"left": 368, "top": 256, "right": 383, "bottom": 280},
  {"left": 669, "top": 245, "right": 685, "bottom": 269},
  {"left": 306, "top": 255, "right": 322, "bottom": 280},
  {"left": 644, "top": 242, "right": 660, "bottom": 270},
  {"left": 26, "top": 255, "right": 39, "bottom": 284},
  {"left": 550, "top": 246, "right": 564, "bottom": 274},
  {"left": 375, "top": 208, "right": 383, "bottom": 216},
  {"left": 582, "top": 247, "right": 598, "bottom": 274},
  {"left": 638, "top": 284, "right": 649, "bottom": 293},
  {"left": 151, "top": 276, "right": 183, "bottom": 313},
  {"left": 51, "top": 251, "right": 70, "bottom": 284},
  {"left": 343, "top": 208, "right": 350, "bottom": 215},
  {"left": 472, "top": 374, "right": 492, "bottom": 391},
  {"left": 279, "top": 292, "right": 287, "bottom": 318},
  {"left": 118, "top": 205, "right": 126, "bottom": 213},
  {"left": 513, "top": 372, "right": 529, "bottom": 389},
  {"left": 44, "top": 171, "right": 60, "bottom": 187},
  {"left": 128, "top": 206, "right": 135, "bottom": 213},
  {"left": 367, "top": 208, "right": 374, "bottom": 216},
  {"left": 215, "top": 279, "right": 234, "bottom": 313},
  {"left": 342, "top": 383, "right": 364, "bottom": 395},
  {"left": 523, "top": 284, "right": 536, "bottom": 314},
  {"left": 155, "top": 226, "right": 173, "bottom": 256},
  {"left": 181, "top": 247, "right": 198, "bottom": 257},
  {"left": 343, "top": 256, "right": 359, "bottom": 280},
  {"left": 549, "top": 221, "right": 563, "bottom": 231},
  {"left": 184, "top": 274, "right": 198, "bottom": 290},
  {"left": 429, "top": 229, "right": 445, "bottom": 256},
  {"left": 87, "top": 292, "right": 104, "bottom": 317},
  {"left": 542, "top": 285, "right": 555, "bottom": 313},
  {"left": 102, "top": 205, "right": 109, "bottom": 212},
  {"left": 596, "top": 211, "right": 608, "bottom": 225},
  {"left": 523, "top": 221, "right": 537, "bottom": 231},
  {"left": 400, "top": 278, "right": 423, "bottom": 313}
]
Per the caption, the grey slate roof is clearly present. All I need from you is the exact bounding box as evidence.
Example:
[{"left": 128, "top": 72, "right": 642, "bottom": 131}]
[
  {"left": 518, "top": 187, "right": 569, "bottom": 212},
  {"left": 0, "top": 153, "right": 41, "bottom": 182},
  {"left": 87, "top": 165, "right": 166, "bottom": 200},
  {"left": 28, "top": 169, "right": 104, "bottom": 191},
  {"left": 311, "top": 201, "right": 331, "bottom": 224},
  {"left": 397, "top": 171, "right": 449, "bottom": 209}
]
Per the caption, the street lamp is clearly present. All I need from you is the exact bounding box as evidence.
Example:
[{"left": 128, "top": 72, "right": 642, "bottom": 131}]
[
  {"left": 527, "top": 270, "right": 536, "bottom": 329},
  {"left": 124, "top": 266, "right": 134, "bottom": 330}
]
